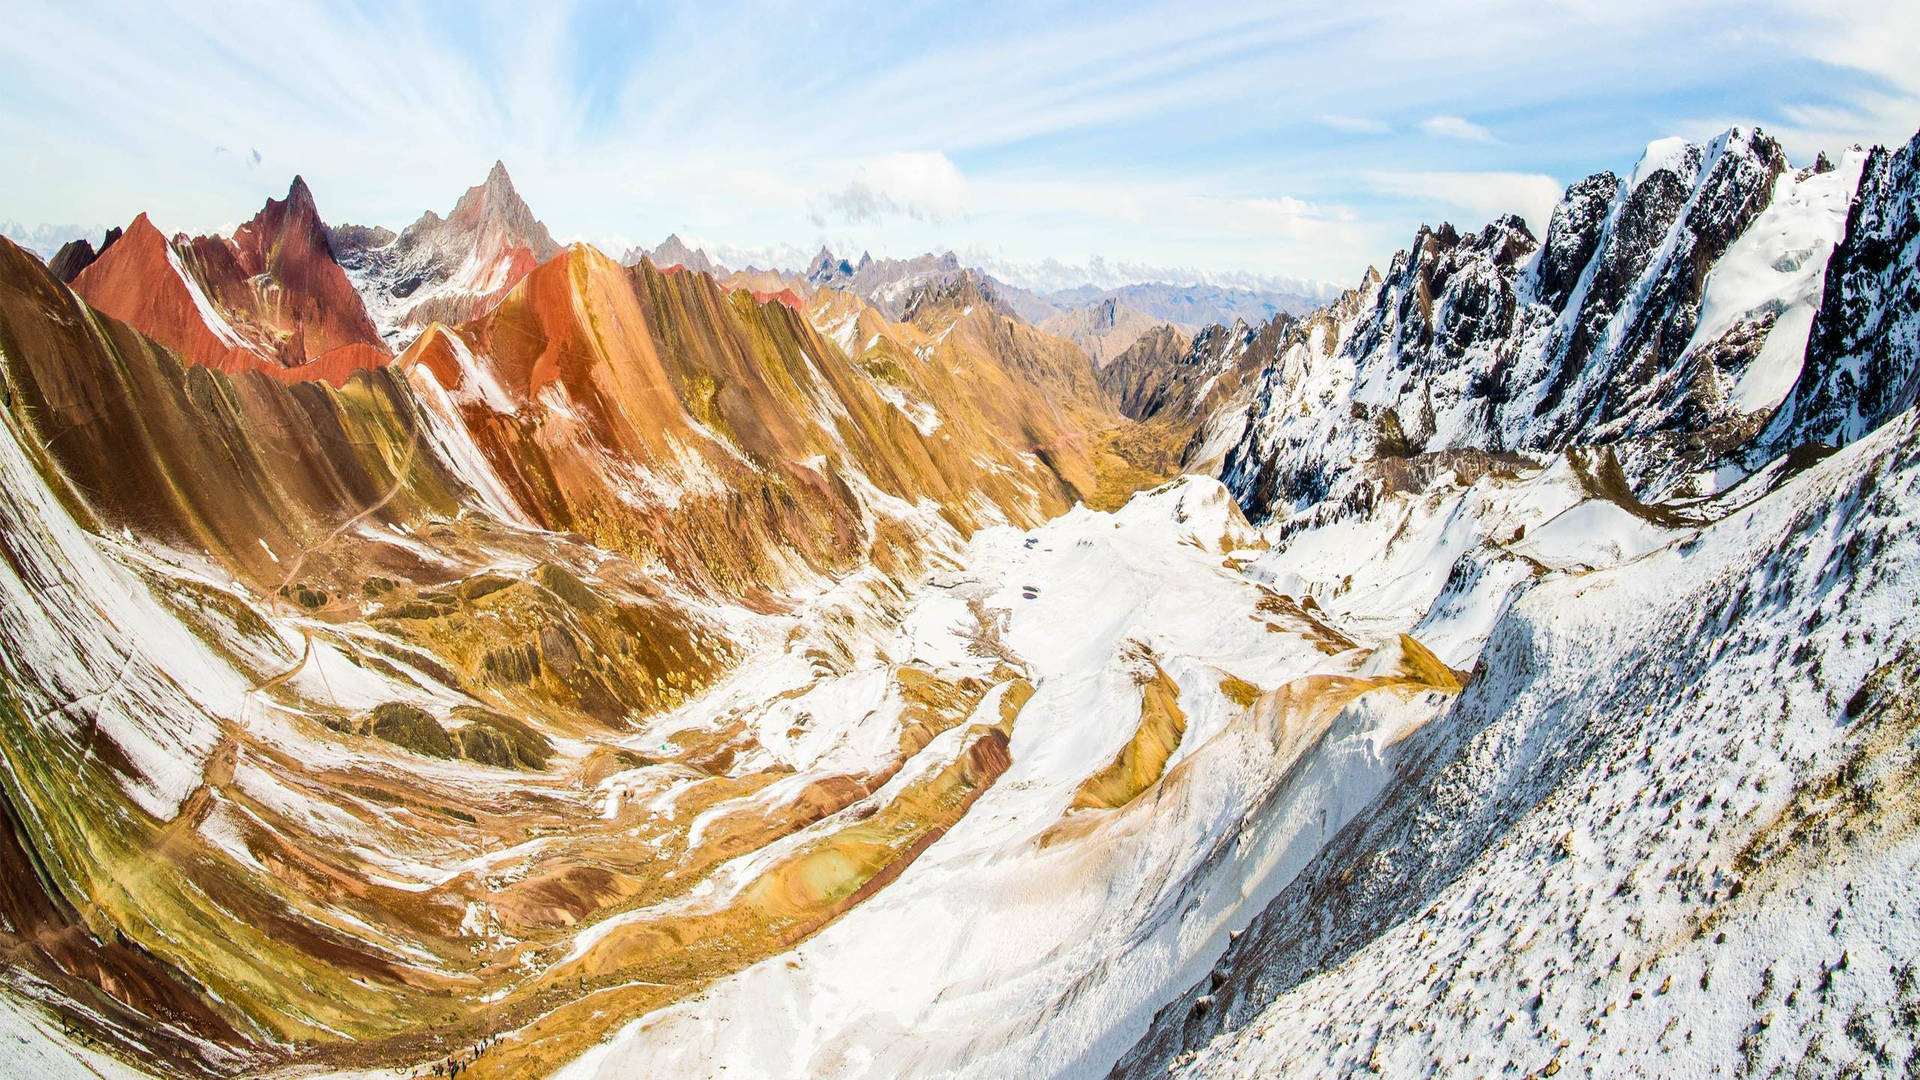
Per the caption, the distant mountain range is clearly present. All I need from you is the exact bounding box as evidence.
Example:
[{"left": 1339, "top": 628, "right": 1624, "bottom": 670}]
[{"left": 605, "top": 234, "right": 1327, "bottom": 355}]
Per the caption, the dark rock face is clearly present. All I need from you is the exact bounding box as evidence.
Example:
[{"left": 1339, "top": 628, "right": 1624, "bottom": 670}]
[
  {"left": 47, "top": 238, "right": 97, "bottom": 282},
  {"left": 1217, "top": 127, "right": 1835, "bottom": 521},
  {"left": 1536, "top": 171, "right": 1616, "bottom": 308},
  {"left": 45, "top": 226, "right": 121, "bottom": 283},
  {"left": 1543, "top": 133, "right": 1786, "bottom": 441},
  {"left": 325, "top": 222, "right": 396, "bottom": 255},
  {"left": 1763, "top": 128, "right": 1920, "bottom": 451}
]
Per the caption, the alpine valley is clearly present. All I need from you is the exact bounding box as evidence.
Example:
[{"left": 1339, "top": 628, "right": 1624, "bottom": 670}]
[{"left": 1, "top": 119, "right": 1919, "bottom": 1080}]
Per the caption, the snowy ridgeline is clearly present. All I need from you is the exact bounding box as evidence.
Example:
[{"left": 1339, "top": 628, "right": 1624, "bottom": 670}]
[
  {"left": 1212, "top": 126, "right": 1920, "bottom": 525},
  {"left": 1120, "top": 412, "right": 1920, "bottom": 1079}
]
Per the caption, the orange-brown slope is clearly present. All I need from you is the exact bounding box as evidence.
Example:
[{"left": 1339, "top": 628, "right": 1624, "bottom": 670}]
[
  {"left": 70, "top": 180, "right": 391, "bottom": 388},
  {"left": 70, "top": 212, "right": 263, "bottom": 376},
  {"left": 808, "top": 272, "right": 1132, "bottom": 506},
  {"left": 400, "top": 247, "right": 1123, "bottom": 599},
  {"left": 227, "top": 175, "right": 385, "bottom": 360},
  {"left": 1, "top": 236, "right": 462, "bottom": 584}
]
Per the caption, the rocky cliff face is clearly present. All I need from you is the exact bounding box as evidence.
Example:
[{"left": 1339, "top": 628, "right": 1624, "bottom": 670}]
[
  {"left": 330, "top": 161, "right": 562, "bottom": 346},
  {"left": 46, "top": 225, "right": 119, "bottom": 282},
  {"left": 1097, "top": 323, "right": 1192, "bottom": 417},
  {"left": 1761, "top": 128, "right": 1920, "bottom": 451},
  {"left": 1216, "top": 127, "right": 1871, "bottom": 520},
  {"left": 224, "top": 176, "right": 384, "bottom": 361}
]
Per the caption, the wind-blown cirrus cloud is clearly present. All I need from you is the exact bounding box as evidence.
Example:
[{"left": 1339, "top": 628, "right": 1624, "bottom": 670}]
[
  {"left": 0, "top": 0, "right": 1916, "bottom": 290},
  {"left": 1420, "top": 115, "right": 1498, "bottom": 143}
]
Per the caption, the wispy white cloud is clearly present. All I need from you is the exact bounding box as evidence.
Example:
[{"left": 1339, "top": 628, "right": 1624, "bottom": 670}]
[
  {"left": 1317, "top": 114, "right": 1393, "bottom": 135},
  {"left": 0, "top": 0, "right": 1914, "bottom": 286},
  {"left": 1419, "top": 115, "right": 1498, "bottom": 143}
]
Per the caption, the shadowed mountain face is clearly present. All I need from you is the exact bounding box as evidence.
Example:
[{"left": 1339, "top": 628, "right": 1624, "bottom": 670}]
[
  {"left": 2, "top": 120, "right": 1920, "bottom": 1080},
  {"left": 70, "top": 177, "right": 390, "bottom": 387}
]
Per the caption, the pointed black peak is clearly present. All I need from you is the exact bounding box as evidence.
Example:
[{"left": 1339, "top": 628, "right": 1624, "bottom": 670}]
[
  {"left": 284, "top": 175, "right": 319, "bottom": 216},
  {"left": 47, "top": 238, "right": 98, "bottom": 283}
]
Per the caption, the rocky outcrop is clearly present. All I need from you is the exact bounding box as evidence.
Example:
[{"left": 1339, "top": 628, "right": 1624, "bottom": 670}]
[
  {"left": 1216, "top": 126, "right": 1866, "bottom": 519},
  {"left": 1097, "top": 323, "right": 1192, "bottom": 417},
  {"left": 225, "top": 175, "right": 384, "bottom": 359},
  {"left": 330, "top": 161, "right": 562, "bottom": 346},
  {"left": 46, "top": 226, "right": 119, "bottom": 282}
]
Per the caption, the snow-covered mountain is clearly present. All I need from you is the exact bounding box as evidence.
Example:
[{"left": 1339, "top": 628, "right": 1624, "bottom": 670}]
[
  {"left": 1102, "top": 122, "right": 1920, "bottom": 1080},
  {"left": 619, "top": 232, "right": 718, "bottom": 275},
  {"left": 1046, "top": 280, "right": 1326, "bottom": 331},
  {"left": 799, "top": 246, "right": 1058, "bottom": 323},
  {"left": 329, "top": 161, "right": 563, "bottom": 347},
  {"left": 1213, "top": 127, "right": 1871, "bottom": 519}
]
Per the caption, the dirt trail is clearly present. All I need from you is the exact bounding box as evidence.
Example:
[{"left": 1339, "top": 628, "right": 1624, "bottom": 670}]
[
  {"left": 276, "top": 414, "right": 423, "bottom": 592},
  {"left": 161, "top": 410, "right": 417, "bottom": 845}
]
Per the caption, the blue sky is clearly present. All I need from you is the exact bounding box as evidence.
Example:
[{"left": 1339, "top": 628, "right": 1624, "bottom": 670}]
[{"left": 2, "top": 0, "right": 1916, "bottom": 291}]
